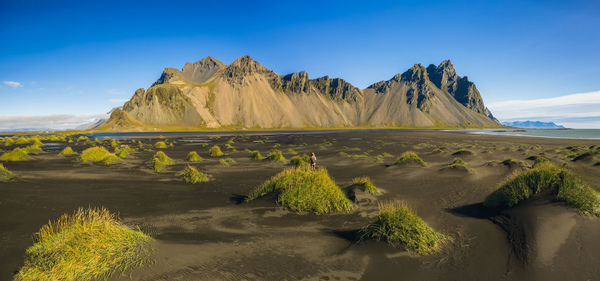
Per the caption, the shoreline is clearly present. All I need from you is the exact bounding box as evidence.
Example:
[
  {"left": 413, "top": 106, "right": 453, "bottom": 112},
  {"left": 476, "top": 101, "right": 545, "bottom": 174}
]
[{"left": 2, "top": 127, "right": 599, "bottom": 141}]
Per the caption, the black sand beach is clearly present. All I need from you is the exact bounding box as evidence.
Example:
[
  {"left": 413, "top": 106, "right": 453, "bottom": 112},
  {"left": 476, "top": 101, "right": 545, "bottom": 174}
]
[{"left": 1, "top": 130, "right": 599, "bottom": 280}]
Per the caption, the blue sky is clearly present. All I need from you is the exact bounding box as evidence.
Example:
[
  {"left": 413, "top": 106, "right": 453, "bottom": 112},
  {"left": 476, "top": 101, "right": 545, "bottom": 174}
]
[{"left": 1, "top": 0, "right": 599, "bottom": 128}]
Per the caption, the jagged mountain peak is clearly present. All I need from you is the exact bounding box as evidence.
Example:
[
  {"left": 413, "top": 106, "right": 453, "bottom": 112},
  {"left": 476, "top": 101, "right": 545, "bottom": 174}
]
[
  {"left": 151, "top": 56, "right": 227, "bottom": 86},
  {"left": 100, "top": 57, "right": 500, "bottom": 130},
  {"left": 180, "top": 56, "right": 226, "bottom": 84},
  {"left": 227, "top": 56, "right": 271, "bottom": 72},
  {"left": 438, "top": 59, "right": 455, "bottom": 70},
  {"left": 183, "top": 56, "right": 225, "bottom": 70},
  {"left": 220, "top": 56, "right": 275, "bottom": 82}
]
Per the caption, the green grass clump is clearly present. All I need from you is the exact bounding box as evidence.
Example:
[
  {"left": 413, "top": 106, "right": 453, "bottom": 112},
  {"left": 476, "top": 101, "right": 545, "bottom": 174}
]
[
  {"left": 208, "top": 145, "right": 224, "bottom": 157},
  {"left": 0, "top": 163, "right": 17, "bottom": 181},
  {"left": 4, "top": 138, "right": 14, "bottom": 146},
  {"left": 246, "top": 167, "right": 353, "bottom": 214},
  {"left": 58, "top": 146, "right": 77, "bottom": 156},
  {"left": 571, "top": 149, "right": 600, "bottom": 161},
  {"left": 102, "top": 154, "right": 122, "bottom": 165},
  {"left": 484, "top": 162, "right": 600, "bottom": 215},
  {"left": 374, "top": 152, "right": 394, "bottom": 161},
  {"left": 0, "top": 147, "right": 29, "bottom": 161},
  {"left": 114, "top": 145, "right": 131, "bottom": 158},
  {"left": 351, "top": 153, "right": 370, "bottom": 160},
  {"left": 23, "top": 144, "right": 43, "bottom": 154},
  {"left": 76, "top": 136, "right": 89, "bottom": 142},
  {"left": 360, "top": 201, "right": 446, "bottom": 255},
  {"left": 394, "top": 151, "right": 426, "bottom": 166},
  {"left": 526, "top": 155, "right": 549, "bottom": 163},
  {"left": 79, "top": 147, "right": 121, "bottom": 165},
  {"left": 352, "top": 176, "right": 379, "bottom": 194},
  {"left": 442, "top": 157, "right": 472, "bottom": 172},
  {"left": 266, "top": 150, "right": 286, "bottom": 163},
  {"left": 186, "top": 151, "right": 203, "bottom": 162},
  {"left": 109, "top": 139, "right": 120, "bottom": 148},
  {"left": 452, "top": 149, "right": 475, "bottom": 156},
  {"left": 249, "top": 150, "right": 263, "bottom": 160},
  {"left": 151, "top": 151, "right": 174, "bottom": 172},
  {"left": 154, "top": 141, "right": 167, "bottom": 149},
  {"left": 289, "top": 154, "right": 310, "bottom": 167},
  {"left": 15, "top": 137, "right": 30, "bottom": 145},
  {"left": 176, "top": 166, "right": 210, "bottom": 184},
  {"left": 15, "top": 207, "right": 153, "bottom": 281},
  {"left": 219, "top": 158, "right": 235, "bottom": 167}
]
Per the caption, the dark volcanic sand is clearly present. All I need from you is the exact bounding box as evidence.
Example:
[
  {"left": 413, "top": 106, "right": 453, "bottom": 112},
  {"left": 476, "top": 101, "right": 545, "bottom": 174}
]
[{"left": 1, "top": 130, "right": 599, "bottom": 280}]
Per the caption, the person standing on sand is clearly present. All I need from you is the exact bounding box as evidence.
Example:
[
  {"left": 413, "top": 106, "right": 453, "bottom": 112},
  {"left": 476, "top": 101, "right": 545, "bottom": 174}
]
[{"left": 310, "top": 152, "right": 317, "bottom": 169}]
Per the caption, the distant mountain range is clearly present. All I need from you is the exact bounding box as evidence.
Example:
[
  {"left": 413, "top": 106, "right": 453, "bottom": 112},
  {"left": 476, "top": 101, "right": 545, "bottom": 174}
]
[
  {"left": 98, "top": 56, "right": 501, "bottom": 130},
  {"left": 503, "top": 121, "right": 566, "bottom": 129}
]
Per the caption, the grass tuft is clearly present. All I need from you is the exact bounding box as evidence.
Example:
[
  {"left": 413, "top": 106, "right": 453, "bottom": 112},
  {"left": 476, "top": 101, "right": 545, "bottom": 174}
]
[
  {"left": 15, "top": 207, "right": 153, "bottom": 281},
  {"left": 15, "top": 137, "right": 30, "bottom": 145},
  {"left": 266, "top": 149, "right": 286, "bottom": 163},
  {"left": 289, "top": 154, "right": 310, "bottom": 168},
  {"left": 394, "top": 151, "right": 426, "bottom": 166},
  {"left": 246, "top": 167, "right": 353, "bottom": 214},
  {"left": 114, "top": 145, "right": 131, "bottom": 158},
  {"left": 59, "top": 146, "right": 77, "bottom": 156},
  {"left": 360, "top": 201, "right": 446, "bottom": 255},
  {"left": 208, "top": 145, "right": 224, "bottom": 157},
  {"left": 1, "top": 147, "right": 29, "bottom": 161},
  {"left": 186, "top": 151, "right": 203, "bottom": 162},
  {"left": 484, "top": 162, "right": 600, "bottom": 215},
  {"left": 452, "top": 149, "right": 475, "bottom": 156},
  {"left": 441, "top": 157, "right": 472, "bottom": 172},
  {"left": 352, "top": 176, "right": 379, "bottom": 194},
  {"left": 176, "top": 165, "right": 210, "bottom": 184},
  {"left": 0, "top": 163, "right": 17, "bottom": 181},
  {"left": 219, "top": 158, "right": 235, "bottom": 167},
  {"left": 80, "top": 147, "right": 121, "bottom": 166},
  {"left": 23, "top": 143, "right": 43, "bottom": 154},
  {"left": 571, "top": 149, "right": 600, "bottom": 161},
  {"left": 151, "top": 151, "right": 174, "bottom": 172},
  {"left": 154, "top": 141, "right": 167, "bottom": 149},
  {"left": 249, "top": 150, "right": 263, "bottom": 160}
]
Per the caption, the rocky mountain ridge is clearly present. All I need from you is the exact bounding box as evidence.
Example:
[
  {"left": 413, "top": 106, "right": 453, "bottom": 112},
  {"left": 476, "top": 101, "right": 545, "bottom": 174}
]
[{"left": 99, "top": 56, "right": 501, "bottom": 130}]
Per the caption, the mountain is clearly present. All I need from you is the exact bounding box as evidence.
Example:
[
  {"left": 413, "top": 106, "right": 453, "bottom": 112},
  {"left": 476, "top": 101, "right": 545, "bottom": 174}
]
[
  {"left": 503, "top": 121, "right": 566, "bottom": 129},
  {"left": 98, "top": 56, "right": 501, "bottom": 130}
]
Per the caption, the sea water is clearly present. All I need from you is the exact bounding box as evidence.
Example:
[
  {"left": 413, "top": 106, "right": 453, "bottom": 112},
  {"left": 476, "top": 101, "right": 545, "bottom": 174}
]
[{"left": 461, "top": 129, "right": 600, "bottom": 140}]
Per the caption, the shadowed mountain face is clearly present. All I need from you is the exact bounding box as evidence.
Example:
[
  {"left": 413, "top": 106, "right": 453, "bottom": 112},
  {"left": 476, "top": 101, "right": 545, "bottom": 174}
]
[{"left": 100, "top": 56, "right": 501, "bottom": 130}]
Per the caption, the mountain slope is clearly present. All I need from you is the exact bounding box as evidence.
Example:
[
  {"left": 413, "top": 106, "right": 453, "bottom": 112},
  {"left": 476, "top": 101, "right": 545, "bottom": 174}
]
[{"left": 99, "top": 56, "right": 501, "bottom": 130}]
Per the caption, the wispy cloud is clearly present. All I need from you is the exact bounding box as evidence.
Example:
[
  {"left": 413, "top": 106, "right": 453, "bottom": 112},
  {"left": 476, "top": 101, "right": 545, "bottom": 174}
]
[
  {"left": 108, "top": 98, "right": 129, "bottom": 103},
  {"left": 488, "top": 90, "right": 600, "bottom": 128},
  {"left": 0, "top": 114, "right": 108, "bottom": 131},
  {"left": 3, "top": 81, "right": 22, "bottom": 88},
  {"left": 107, "top": 88, "right": 126, "bottom": 95}
]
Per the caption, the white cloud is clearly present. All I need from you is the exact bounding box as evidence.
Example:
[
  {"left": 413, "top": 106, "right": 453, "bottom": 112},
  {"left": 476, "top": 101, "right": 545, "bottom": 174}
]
[
  {"left": 108, "top": 98, "right": 129, "bottom": 103},
  {"left": 488, "top": 90, "right": 600, "bottom": 128},
  {"left": 0, "top": 114, "right": 108, "bottom": 131},
  {"left": 3, "top": 81, "right": 22, "bottom": 88}
]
